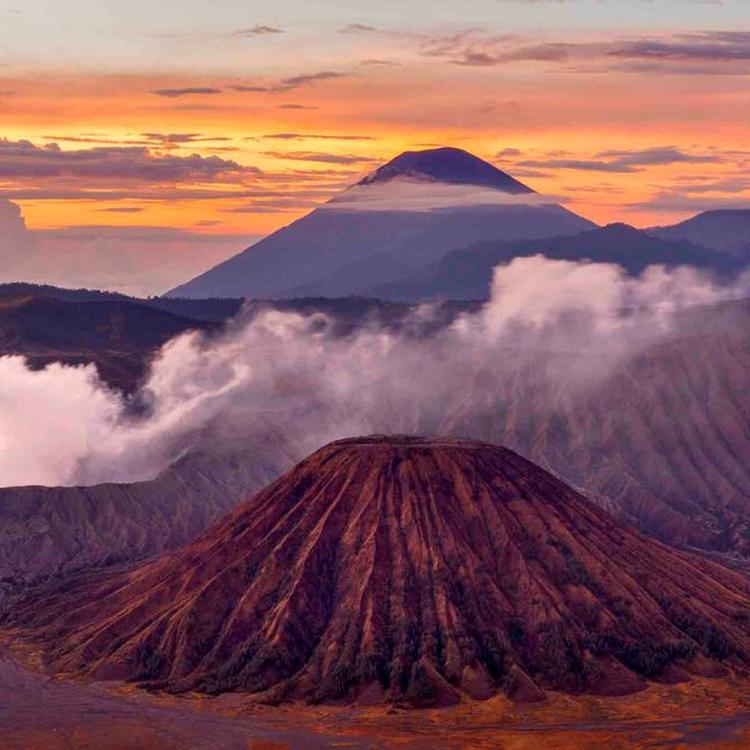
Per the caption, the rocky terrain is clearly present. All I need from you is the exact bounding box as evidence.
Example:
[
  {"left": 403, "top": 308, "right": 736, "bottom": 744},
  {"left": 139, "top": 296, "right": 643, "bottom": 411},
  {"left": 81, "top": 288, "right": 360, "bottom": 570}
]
[
  {"left": 6, "top": 436, "right": 750, "bottom": 708},
  {"left": 0, "top": 441, "right": 290, "bottom": 598}
]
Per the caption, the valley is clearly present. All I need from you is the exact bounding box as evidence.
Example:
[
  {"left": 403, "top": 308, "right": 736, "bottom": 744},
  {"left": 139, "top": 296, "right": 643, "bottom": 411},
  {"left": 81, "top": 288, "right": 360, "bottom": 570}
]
[{"left": 3, "top": 647, "right": 750, "bottom": 749}]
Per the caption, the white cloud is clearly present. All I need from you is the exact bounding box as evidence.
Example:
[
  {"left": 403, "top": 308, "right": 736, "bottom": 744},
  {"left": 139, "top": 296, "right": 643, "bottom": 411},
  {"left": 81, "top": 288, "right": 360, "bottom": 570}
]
[{"left": 2, "top": 255, "right": 747, "bottom": 488}]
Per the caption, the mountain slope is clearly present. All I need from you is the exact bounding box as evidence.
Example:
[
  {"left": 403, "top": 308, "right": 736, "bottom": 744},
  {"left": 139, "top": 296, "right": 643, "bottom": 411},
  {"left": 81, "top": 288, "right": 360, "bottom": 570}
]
[
  {"left": 6, "top": 436, "right": 750, "bottom": 707},
  {"left": 167, "top": 148, "right": 594, "bottom": 299},
  {"left": 0, "top": 292, "right": 225, "bottom": 391},
  {"left": 368, "top": 223, "right": 743, "bottom": 301},
  {"left": 0, "top": 441, "right": 290, "bottom": 598},
  {"left": 652, "top": 210, "right": 750, "bottom": 259}
]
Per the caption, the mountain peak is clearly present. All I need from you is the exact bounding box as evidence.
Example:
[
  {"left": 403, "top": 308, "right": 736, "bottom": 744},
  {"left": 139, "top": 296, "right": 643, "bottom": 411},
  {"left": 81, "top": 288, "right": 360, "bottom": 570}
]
[
  {"left": 359, "top": 147, "right": 534, "bottom": 194},
  {"left": 7, "top": 435, "right": 750, "bottom": 707}
]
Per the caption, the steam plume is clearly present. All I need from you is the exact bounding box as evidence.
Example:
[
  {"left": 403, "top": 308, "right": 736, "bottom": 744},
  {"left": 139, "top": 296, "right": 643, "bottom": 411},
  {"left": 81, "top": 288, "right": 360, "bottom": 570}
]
[{"left": 0, "top": 256, "right": 747, "bottom": 488}]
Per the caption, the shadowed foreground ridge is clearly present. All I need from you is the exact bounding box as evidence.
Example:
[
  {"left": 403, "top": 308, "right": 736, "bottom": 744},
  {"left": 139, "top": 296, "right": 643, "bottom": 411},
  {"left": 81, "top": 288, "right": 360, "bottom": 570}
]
[{"left": 6, "top": 436, "right": 750, "bottom": 707}]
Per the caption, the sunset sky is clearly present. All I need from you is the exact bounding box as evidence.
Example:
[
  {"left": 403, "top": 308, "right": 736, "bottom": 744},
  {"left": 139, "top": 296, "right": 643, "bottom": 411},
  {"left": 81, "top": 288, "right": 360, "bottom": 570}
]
[{"left": 1, "top": 0, "right": 749, "bottom": 293}]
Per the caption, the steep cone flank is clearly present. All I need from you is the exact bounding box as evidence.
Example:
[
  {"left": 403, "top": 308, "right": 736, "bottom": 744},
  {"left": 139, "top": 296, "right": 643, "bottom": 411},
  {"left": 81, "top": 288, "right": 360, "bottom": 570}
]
[{"left": 6, "top": 436, "right": 750, "bottom": 707}]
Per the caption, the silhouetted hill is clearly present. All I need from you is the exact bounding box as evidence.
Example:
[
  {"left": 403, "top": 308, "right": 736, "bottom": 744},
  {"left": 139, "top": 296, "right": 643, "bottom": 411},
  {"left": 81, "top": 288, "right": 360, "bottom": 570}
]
[
  {"left": 0, "top": 293, "right": 218, "bottom": 392},
  {"left": 369, "top": 223, "right": 743, "bottom": 301},
  {"left": 652, "top": 210, "right": 750, "bottom": 259},
  {"left": 0, "top": 283, "right": 244, "bottom": 322}
]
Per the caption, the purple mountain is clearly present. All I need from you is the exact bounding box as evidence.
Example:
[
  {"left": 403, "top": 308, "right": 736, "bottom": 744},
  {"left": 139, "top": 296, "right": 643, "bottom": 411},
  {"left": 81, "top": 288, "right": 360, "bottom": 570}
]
[{"left": 168, "top": 147, "right": 594, "bottom": 299}]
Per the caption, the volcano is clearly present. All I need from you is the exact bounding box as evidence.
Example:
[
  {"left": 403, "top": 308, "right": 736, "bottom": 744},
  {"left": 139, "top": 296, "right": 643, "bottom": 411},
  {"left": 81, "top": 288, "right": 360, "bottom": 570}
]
[
  {"left": 167, "top": 147, "right": 593, "bottom": 299},
  {"left": 6, "top": 436, "right": 750, "bottom": 707},
  {"left": 358, "top": 146, "right": 534, "bottom": 192}
]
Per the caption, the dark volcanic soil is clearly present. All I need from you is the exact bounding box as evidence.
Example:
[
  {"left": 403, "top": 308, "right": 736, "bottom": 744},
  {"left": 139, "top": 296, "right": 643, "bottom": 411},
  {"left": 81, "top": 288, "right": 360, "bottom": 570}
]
[
  {"left": 5, "top": 436, "right": 750, "bottom": 707},
  {"left": 0, "top": 651, "right": 352, "bottom": 750}
]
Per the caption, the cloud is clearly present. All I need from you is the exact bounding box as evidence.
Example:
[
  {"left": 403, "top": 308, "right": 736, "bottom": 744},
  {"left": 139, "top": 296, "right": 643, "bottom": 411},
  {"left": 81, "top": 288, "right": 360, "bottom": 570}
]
[
  {"left": 151, "top": 87, "right": 223, "bottom": 98},
  {"left": 262, "top": 133, "right": 376, "bottom": 141},
  {"left": 597, "top": 146, "right": 722, "bottom": 166},
  {"left": 0, "top": 187, "right": 267, "bottom": 201},
  {"left": 229, "top": 71, "right": 351, "bottom": 94},
  {"left": 41, "top": 135, "right": 154, "bottom": 146},
  {"left": 359, "top": 59, "right": 401, "bottom": 67},
  {"left": 607, "top": 32, "right": 750, "bottom": 64},
  {"left": 517, "top": 158, "right": 641, "bottom": 174},
  {"left": 3, "top": 256, "right": 748, "bottom": 488},
  {"left": 262, "top": 150, "right": 376, "bottom": 165},
  {"left": 0, "top": 200, "right": 249, "bottom": 297},
  {"left": 0, "top": 198, "right": 37, "bottom": 270},
  {"left": 140, "top": 132, "right": 232, "bottom": 145},
  {"left": 0, "top": 359, "right": 122, "bottom": 487},
  {"left": 413, "top": 28, "right": 750, "bottom": 74},
  {"left": 673, "top": 177, "right": 750, "bottom": 194},
  {"left": 273, "top": 71, "right": 350, "bottom": 91},
  {"left": 514, "top": 147, "right": 721, "bottom": 173},
  {"left": 96, "top": 206, "right": 144, "bottom": 213},
  {"left": 340, "top": 23, "right": 379, "bottom": 34},
  {"left": 234, "top": 25, "right": 284, "bottom": 36},
  {"left": 323, "top": 177, "right": 561, "bottom": 212},
  {"left": 451, "top": 42, "right": 576, "bottom": 67},
  {"left": 0, "top": 138, "right": 259, "bottom": 183},
  {"left": 229, "top": 85, "right": 272, "bottom": 92},
  {"left": 277, "top": 104, "right": 318, "bottom": 110}
]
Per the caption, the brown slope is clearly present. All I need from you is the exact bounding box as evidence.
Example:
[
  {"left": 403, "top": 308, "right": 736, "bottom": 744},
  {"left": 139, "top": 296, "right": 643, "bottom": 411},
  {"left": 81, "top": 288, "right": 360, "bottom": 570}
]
[{"left": 5, "top": 436, "right": 750, "bottom": 708}]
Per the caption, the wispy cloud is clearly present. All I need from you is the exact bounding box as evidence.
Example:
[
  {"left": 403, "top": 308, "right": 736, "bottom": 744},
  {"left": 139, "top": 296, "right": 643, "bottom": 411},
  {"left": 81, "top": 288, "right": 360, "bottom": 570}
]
[
  {"left": 262, "top": 132, "right": 376, "bottom": 141},
  {"left": 0, "top": 138, "right": 260, "bottom": 182},
  {"left": 229, "top": 70, "right": 351, "bottom": 94},
  {"left": 513, "top": 147, "right": 722, "bottom": 173},
  {"left": 151, "top": 87, "right": 223, "bottom": 98},
  {"left": 383, "top": 27, "right": 750, "bottom": 75},
  {"left": 141, "top": 132, "right": 232, "bottom": 145},
  {"left": 262, "top": 150, "right": 376, "bottom": 165},
  {"left": 233, "top": 25, "right": 284, "bottom": 36}
]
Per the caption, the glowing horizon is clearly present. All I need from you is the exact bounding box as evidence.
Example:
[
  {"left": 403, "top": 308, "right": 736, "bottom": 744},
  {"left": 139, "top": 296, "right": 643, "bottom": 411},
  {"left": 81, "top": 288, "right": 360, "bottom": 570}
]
[{"left": 2, "top": 1, "right": 749, "bottom": 246}]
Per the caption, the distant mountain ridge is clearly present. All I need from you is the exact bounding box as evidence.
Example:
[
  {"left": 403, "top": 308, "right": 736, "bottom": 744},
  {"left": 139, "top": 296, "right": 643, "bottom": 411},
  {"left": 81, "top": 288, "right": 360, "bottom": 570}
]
[
  {"left": 167, "top": 147, "right": 595, "bottom": 299},
  {"left": 0, "top": 282, "right": 243, "bottom": 322},
  {"left": 367, "top": 223, "right": 743, "bottom": 301},
  {"left": 651, "top": 210, "right": 750, "bottom": 259},
  {"left": 0, "top": 284, "right": 478, "bottom": 391}
]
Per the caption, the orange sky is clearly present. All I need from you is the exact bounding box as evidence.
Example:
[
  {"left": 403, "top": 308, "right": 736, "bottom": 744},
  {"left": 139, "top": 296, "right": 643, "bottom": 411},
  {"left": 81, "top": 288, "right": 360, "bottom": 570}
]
[{"left": 2, "top": 12, "right": 749, "bottom": 244}]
